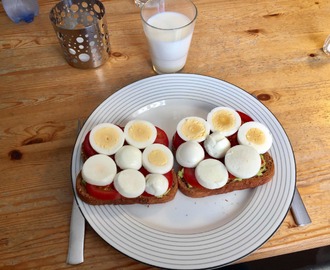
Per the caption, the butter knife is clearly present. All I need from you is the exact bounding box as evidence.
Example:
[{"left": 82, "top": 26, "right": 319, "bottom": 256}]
[
  {"left": 291, "top": 187, "right": 311, "bottom": 226},
  {"left": 67, "top": 199, "right": 85, "bottom": 264},
  {"left": 67, "top": 120, "right": 85, "bottom": 264}
]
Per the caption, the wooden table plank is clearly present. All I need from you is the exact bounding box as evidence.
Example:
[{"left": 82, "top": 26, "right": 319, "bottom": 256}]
[{"left": 1, "top": 0, "right": 329, "bottom": 269}]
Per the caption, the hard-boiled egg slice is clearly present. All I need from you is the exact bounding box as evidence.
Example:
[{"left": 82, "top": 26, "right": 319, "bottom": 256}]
[
  {"left": 175, "top": 141, "right": 205, "bottom": 168},
  {"left": 225, "top": 145, "right": 261, "bottom": 179},
  {"left": 89, "top": 123, "right": 125, "bottom": 155},
  {"left": 124, "top": 120, "right": 157, "bottom": 149},
  {"left": 237, "top": 121, "right": 273, "bottom": 154},
  {"left": 195, "top": 159, "right": 228, "bottom": 189},
  {"left": 142, "top": 143, "right": 174, "bottom": 174},
  {"left": 115, "top": 145, "right": 142, "bottom": 170},
  {"left": 82, "top": 154, "right": 117, "bottom": 186},
  {"left": 177, "top": 116, "right": 210, "bottom": 142},
  {"left": 204, "top": 131, "right": 231, "bottom": 159},
  {"left": 207, "top": 107, "right": 242, "bottom": 136},
  {"left": 113, "top": 169, "right": 146, "bottom": 198},
  {"left": 145, "top": 174, "right": 169, "bottom": 197}
]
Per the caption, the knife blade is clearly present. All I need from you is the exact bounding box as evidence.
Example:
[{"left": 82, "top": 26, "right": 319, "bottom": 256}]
[
  {"left": 291, "top": 187, "right": 311, "bottom": 226},
  {"left": 67, "top": 120, "right": 85, "bottom": 264}
]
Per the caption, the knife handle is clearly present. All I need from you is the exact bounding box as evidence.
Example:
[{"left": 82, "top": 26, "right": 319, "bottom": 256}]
[
  {"left": 291, "top": 188, "right": 312, "bottom": 226},
  {"left": 67, "top": 199, "right": 85, "bottom": 264}
]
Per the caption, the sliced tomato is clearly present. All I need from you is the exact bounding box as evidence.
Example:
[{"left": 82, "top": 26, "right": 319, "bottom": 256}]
[
  {"left": 82, "top": 131, "right": 98, "bottom": 158},
  {"left": 163, "top": 170, "right": 174, "bottom": 190},
  {"left": 237, "top": 110, "right": 254, "bottom": 124},
  {"left": 172, "top": 131, "right": 185, "bottom": 151},
  {"left": 227, "top": 132, "right": 238, "bottom": 146},
  {"left": 85, "top": 182, "right": 122, "bottom": 201},
  {"left": 139, "top": 166, "right": 149, "bottom": 176},
  {"left": 154, "top": 126, "right": 169, "bottom": 147},
  {"left": 181, "top": 167, "right": 204, "bottom": 189},
  {"left": 226, "top": 111, "right": 254, "bottom": 146}
]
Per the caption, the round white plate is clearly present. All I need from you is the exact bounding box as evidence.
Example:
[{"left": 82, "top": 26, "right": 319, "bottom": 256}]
[{"left": 71, "top": 74, "right": 296, "bottom": 269}]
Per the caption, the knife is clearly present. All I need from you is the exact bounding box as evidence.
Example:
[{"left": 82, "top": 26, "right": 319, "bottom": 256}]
[
  {"left": 290, "top": 187, "right": 312, "bottom": 226},
  {"left": 67, "top": 120, "right": 85, "bottom": 264},
  {"left": 67, "top": 199, "right": 85, "bottom": 264}
]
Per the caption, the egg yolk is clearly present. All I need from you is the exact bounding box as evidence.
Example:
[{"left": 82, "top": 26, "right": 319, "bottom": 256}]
[
  {"left": 181, "top": 119, "right": 206, "bottom": 140},
  {"left": 148, "top": 150, "right": 167, "bottom": 167},
  {"left": 246, "top": 128, "right": 266, "bottom": 145},
  {"left": 212, "top": 111, "right": 235, "bottom": 131},
  {"left": 94, "top": 127, "right": 120, "bottom": 149},
  {"left": 128, "top": 122, "right": 152, "bottom": 142}
]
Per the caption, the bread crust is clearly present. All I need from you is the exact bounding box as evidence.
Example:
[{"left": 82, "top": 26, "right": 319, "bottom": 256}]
[
  {"left": 178, "top": 152, "right": 275, "bottom": 198},
  {"left": 76, "top": 169, "right": 178, "bottom": 205}
]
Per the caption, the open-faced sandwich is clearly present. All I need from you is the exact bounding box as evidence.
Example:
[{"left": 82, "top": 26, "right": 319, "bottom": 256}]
[
  {"left": 76, "top": 120, "right": 178, "bottom": 205},
  {"left": 172, "top": 107, "right": 275, "bottom": 198}
]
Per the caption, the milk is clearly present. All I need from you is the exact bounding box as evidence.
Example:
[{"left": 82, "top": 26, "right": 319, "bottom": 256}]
[{"left": 144, "top": 12, "right": 195, "bottom": 74}]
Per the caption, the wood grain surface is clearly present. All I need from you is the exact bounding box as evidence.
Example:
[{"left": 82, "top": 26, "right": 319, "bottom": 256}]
[{"left": 1, "top": 0, "right": 329, "bottom": 269}]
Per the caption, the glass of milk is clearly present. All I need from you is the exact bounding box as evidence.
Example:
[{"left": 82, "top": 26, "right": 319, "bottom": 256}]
[{"left": 140, "top": 0, "right": 197, "bottom": 74}]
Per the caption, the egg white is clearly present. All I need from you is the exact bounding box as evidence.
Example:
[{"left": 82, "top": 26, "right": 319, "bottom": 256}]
[
  {"left": 237, "top": 121, "right": 273, "bottom": 154},
  {"left": 142, "top": 143, "right": 174, "bottom": 174},
  {"left": 114, "top": 169, "right": 146, "bottom": 198},
  {"left": 124, "top": 120, "right": 157, "bottom": 149},
  {"left": 175, "top": 141, "right": 205, "bottom": 168},
  {"left": 224, "top": 145, "right": 261, "bottom": 179},
  {"left": 115, "top": 145, "right": 142, "bottom": 170},
  {"left": 195, "top": 159, "right": 228, "bottom": 189},
  {"left": 145, "top": 174, "right": 169, "bottom": 197},
  {"left": 207, "top": 107, "right": 242, "bottom": 136},
  {"left": 82, "top": 154, "right": 117, "bottom": 186},
  {"left": 177, "top": 116, "right": 210, "bottom": 142},
  {"left": 89, "top": 123, "right": 125, "bottom": 155},
  {"left": 204, "top": 131, "right": 231, "bottom": 158}
]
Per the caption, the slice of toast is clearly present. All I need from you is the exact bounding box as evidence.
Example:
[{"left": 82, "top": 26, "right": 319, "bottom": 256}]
[
  {"left": 177, "top": 152, "right": 275, "bottom": 198},
  {"left": 76, "top": 169, "right": 178, "bottom": 205}
]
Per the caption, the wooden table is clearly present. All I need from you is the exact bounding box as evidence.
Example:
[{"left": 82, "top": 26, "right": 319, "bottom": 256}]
[{"left": 1, "top": 0, "right": 329, "bottom": 269}]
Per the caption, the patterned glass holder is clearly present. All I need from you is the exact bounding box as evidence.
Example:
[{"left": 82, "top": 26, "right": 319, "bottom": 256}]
[{"left": 49, "top": 0, "right": 111, "bottom": 69}]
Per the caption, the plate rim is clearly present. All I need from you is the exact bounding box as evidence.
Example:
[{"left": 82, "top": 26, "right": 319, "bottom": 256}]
[{"left": 70, "top": 73, "right": 296, "bottom": 269}]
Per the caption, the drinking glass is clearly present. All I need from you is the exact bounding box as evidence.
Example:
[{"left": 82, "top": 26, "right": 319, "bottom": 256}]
[{"left": 140, "top": 0, "right": 197, "bottom": 74}]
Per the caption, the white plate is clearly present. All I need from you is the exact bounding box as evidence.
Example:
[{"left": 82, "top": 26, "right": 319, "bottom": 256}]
[{"left": 71, "top": 74, "right": 296, "bottom": 269}]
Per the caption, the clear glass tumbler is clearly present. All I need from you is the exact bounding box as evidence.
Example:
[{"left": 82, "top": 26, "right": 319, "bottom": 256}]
[{"left": 140, "top": 0, "right": 197, "bottom": 74}]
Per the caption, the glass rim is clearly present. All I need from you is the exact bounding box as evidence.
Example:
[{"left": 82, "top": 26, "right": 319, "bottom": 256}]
[{"left": 140, "top": 0, "right": 198, "bottom": 31}]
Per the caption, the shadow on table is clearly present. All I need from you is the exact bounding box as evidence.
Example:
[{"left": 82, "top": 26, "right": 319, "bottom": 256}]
[{"left": 220, "top": 246, "right": 330, "bottom": 270}]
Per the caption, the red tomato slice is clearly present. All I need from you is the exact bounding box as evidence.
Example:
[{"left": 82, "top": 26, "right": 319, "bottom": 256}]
[
  {"left": 154, "top": 127, "right": 169, "bottom": 147},
  {"left": 237, "top": 110, "right": 254, "bottom": 124},
  {"left": 82, "top": 131, "right": 98, "bottom": 158},
  {"left": 85, "top": 182, "right": 122, "bottom": 201},
  {"left": 227, "top": 111, "right": 254, "bottom": 146},
  {"left": 181, "top": 167, "right": 204, "bottom": 189},
  {"left": 139, "top": 166, "right": 149, "bottom": 176},
  {"left": 172, "top": 131, "right": 185, "bottom": 151},
  {"left": 163, "top": 170, "right": 174, "bottom": 190}
]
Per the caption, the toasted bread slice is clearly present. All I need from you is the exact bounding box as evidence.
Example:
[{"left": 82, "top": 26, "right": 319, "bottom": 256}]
[
  {"left": 76, "top": 169, "right": 178, "bottom": 205},
  {"left": 177, "top": 152, "right": 275, "bottom": 198}
]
